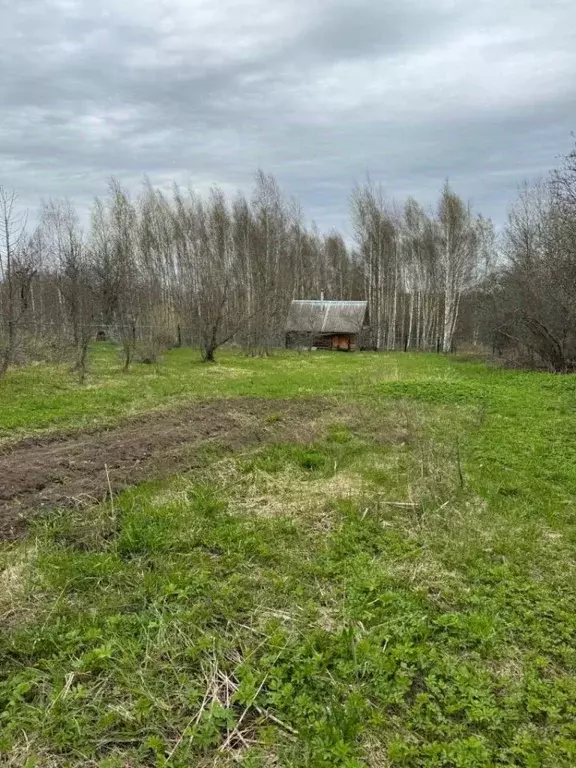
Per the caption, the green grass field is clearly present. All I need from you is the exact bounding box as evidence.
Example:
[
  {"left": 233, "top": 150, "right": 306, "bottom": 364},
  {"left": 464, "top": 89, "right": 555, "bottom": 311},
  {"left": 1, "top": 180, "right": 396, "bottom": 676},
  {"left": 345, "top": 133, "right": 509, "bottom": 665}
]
[{"left": 1, "top": 347, "right": 576, "bottom": 766}]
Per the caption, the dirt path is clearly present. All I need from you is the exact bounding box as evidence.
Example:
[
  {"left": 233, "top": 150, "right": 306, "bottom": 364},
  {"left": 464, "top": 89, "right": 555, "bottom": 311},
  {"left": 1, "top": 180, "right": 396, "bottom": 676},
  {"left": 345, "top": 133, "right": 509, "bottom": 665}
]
[{"left": 0, "top": 398, "right": 327, "bottom": 540}]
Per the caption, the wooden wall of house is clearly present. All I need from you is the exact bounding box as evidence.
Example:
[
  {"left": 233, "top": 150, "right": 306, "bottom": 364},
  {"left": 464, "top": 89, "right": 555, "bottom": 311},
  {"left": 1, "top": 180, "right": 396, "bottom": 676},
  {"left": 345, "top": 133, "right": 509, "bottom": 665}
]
[
  {"left": 314, "top": 335, "right": 333, "bottom": 349},
  {"left": 286, "top": 332, "right": 363, "bottom": 350},
  {"left": 331, "top": 334, "right": 357, "bottom": 350},
  {"left": 285, "top": 332, "right": 332, "bottom": 348}
]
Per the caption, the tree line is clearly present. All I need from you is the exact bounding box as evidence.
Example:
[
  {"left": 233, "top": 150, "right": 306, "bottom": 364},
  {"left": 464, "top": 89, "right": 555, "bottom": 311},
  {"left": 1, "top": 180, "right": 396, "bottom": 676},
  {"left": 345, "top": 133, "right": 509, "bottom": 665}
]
[{"left": 1, "top": 141, "right": 575, "bottom": 379}]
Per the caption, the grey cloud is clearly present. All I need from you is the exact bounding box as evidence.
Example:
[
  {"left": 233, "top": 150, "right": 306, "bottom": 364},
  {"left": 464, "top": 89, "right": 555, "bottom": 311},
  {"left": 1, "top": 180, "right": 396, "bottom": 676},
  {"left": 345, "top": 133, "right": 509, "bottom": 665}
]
[
  {"left": 293, "top": 0, "right": 458, "bottom": 63},
  {"left": 1, "top": 0, "right": 575, "bottom": 233}
]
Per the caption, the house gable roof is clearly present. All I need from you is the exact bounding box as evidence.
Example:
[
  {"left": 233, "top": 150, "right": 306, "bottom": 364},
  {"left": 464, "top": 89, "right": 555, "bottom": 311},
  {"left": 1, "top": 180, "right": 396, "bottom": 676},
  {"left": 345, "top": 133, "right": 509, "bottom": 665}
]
[{"left": 286, "top": 300, "right": 368, "bottom": 333}]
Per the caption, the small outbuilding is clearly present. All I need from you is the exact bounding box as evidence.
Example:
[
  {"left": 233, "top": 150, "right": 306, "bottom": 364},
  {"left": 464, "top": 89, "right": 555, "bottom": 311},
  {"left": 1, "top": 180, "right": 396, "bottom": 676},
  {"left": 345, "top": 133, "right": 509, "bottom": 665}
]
[{"left": 285, "top": 299, "right": 369, "bottom": 351}]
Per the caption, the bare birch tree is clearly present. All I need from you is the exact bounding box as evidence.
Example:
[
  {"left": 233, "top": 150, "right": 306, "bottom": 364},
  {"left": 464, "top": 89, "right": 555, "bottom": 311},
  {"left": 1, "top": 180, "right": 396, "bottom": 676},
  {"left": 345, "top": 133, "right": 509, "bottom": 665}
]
[
  {"left": 351, "top": 182, "right": 399, "bottom": 349},
  {"left": 437, "top": 183, "right": 480, "bottom": 352},
  {"left": 107, "top": 180, "right": 139, "bottom": 369},
  {"left": 40, "top": 198, "right": 94, "bottom": 381},
  {"left": 0, "top": 187, "right": 21, "bottom": 377},
  {"left": 0, "top": 187, "right": 39, "bottom": 378}
]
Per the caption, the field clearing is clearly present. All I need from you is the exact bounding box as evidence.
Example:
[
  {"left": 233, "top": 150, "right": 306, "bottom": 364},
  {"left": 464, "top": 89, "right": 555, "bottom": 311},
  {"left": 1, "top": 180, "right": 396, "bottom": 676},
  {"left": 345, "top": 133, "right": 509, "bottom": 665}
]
[
  {"left": 1, "top": 348, "right": 576, "bottom": 766},
  {"left": 0, "top": 344, "right": 519, "bottom": 438}
]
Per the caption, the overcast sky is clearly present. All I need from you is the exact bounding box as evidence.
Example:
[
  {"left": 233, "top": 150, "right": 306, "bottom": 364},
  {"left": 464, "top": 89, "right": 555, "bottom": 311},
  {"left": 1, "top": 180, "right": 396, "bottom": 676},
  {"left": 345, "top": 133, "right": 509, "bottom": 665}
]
[{"left": 1, "top": 0, "right": 575, "bottom": 235}]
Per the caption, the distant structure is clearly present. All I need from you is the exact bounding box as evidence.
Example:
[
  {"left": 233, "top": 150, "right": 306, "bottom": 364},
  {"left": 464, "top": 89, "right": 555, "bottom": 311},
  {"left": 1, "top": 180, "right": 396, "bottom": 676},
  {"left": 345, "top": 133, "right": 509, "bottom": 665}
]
[{"left": 285, "top": 297, "right": 369, "bottom": 351}]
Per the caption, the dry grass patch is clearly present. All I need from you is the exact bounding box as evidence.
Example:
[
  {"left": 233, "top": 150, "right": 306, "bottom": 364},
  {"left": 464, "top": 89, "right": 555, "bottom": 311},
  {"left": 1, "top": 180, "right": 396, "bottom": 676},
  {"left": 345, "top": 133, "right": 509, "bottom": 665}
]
[
  {"left": 206, "top": 457, "right": 368, "bottom": 521},
  {"left": 0, "top": 545, "right": 39, "bottom": 628}
]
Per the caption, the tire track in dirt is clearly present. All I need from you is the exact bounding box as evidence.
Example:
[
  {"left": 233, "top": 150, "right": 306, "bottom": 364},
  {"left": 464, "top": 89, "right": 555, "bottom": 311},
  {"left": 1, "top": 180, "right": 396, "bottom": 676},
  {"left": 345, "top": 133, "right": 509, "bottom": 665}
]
[{"left": 0, "top": 398, "right": 328, "bottom": 540}]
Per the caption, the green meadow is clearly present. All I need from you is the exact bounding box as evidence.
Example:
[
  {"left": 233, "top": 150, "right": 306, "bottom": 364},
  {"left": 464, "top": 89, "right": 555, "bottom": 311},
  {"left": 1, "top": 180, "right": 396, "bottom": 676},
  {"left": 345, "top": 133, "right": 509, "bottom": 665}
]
[{"left": 1, "top": 347, "right": 575, "bottom": 766}]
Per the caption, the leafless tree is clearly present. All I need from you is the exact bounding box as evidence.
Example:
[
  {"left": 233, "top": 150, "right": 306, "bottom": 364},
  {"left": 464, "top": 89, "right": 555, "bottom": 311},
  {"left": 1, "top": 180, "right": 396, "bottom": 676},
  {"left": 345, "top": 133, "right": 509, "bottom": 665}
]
[
  {"left": 107, "top": 180, "right": 139, "bottom": 369},
  {"left": 137, "top": 181, "right": 180, "bottom": 359},
  {"left": 401, "top": 198, "right": 440, "bottom": 350},
  {"left": 41, "top": 198, "right": 94, "bottom": 382},
  {"left": 437, "top": 182, "right": 482, "bottom": 352},
  {"left": 351, "top": 181, "right": 399, "bottom": 349},
  {"left": 0, "top": 187, "right": 40, "bottom": 378},
  {"left": 90, "top": 197, "right": 120, "bottom": 329},
  {"left": 492, "top": 172, "right": 576, "bottom": 371},
  {"left": 192, "top": 188, "right": 252, "bottom": 361}
]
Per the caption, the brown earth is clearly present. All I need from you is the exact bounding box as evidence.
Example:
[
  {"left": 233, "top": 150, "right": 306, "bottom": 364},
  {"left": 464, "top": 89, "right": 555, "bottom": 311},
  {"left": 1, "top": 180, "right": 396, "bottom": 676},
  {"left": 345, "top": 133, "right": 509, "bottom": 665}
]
[{"left": 0, "top": 398, "right": 328, "bottom": 541}]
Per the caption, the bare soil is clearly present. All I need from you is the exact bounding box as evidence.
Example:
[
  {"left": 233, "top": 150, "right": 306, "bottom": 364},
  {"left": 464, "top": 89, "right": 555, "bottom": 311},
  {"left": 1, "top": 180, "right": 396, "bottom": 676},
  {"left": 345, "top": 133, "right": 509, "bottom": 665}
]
[{"left": 0, "top": 398, "right": 328, "bottom": 540}]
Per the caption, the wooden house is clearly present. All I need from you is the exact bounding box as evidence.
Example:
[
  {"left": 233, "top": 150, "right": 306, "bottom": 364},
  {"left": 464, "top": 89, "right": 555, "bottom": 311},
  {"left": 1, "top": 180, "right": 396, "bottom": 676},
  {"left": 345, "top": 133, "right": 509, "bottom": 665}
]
[{"left": 285, "top": 299, "right": 369, "bottom": 351}]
